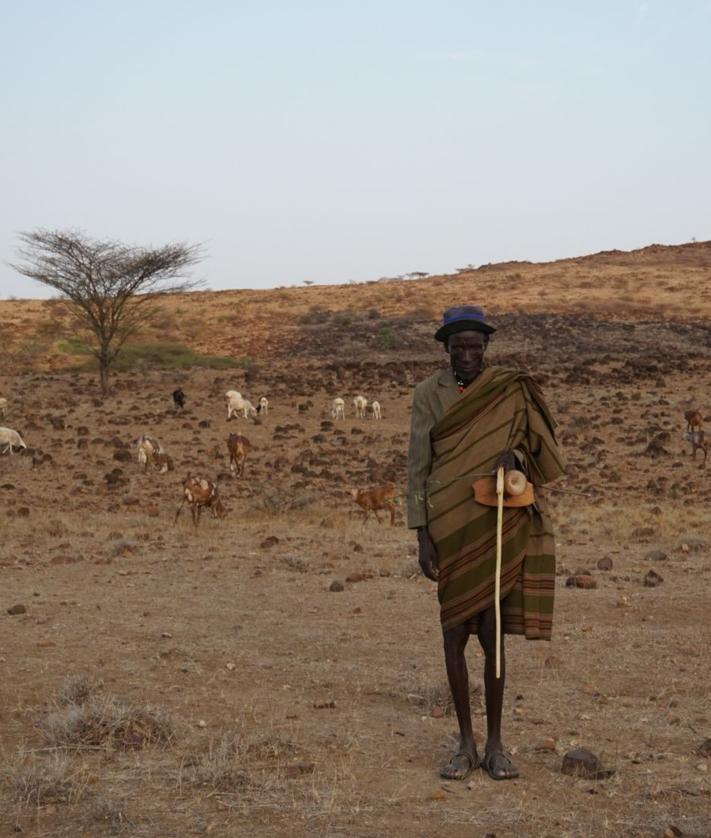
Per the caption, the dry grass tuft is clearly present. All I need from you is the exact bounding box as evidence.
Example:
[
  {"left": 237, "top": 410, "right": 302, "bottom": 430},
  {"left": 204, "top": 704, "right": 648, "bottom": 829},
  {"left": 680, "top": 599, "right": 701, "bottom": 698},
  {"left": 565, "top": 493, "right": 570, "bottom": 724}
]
[
  {"left": 37, "top": 694, "right": 174, "bottom": 750},
  {"left": 80, "top": 794, "right": 132, "bottom": 833},
  {"left": 57, "top": 673, "right": 101, "bottom": 706},
  {"left": 2, "top": 753, "right": 89, "bottom": 806},
  {"left": 186, "top": 732, "right": 306, "bottom": 793}
]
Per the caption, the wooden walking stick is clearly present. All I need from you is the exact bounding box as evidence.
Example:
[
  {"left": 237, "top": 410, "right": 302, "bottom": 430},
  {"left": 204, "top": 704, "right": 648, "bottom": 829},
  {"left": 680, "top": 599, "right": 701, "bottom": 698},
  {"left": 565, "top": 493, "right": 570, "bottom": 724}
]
[{"left": 495, "top": 465, "right": 505, "bottom": 679}]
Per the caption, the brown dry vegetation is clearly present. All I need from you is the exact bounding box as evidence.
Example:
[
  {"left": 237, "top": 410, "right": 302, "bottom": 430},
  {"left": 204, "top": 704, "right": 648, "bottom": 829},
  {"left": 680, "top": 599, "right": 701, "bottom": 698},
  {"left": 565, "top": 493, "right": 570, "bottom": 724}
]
[{"left": 1, "top": 242, "right": 710, "bottom": 837}]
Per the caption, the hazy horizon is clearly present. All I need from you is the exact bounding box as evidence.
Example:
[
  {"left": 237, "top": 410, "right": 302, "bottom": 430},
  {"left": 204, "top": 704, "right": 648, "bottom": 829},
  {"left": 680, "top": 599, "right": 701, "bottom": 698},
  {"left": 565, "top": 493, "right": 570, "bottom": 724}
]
[{"left": 2, "top": 1, "right": 710, "bottom": 299}]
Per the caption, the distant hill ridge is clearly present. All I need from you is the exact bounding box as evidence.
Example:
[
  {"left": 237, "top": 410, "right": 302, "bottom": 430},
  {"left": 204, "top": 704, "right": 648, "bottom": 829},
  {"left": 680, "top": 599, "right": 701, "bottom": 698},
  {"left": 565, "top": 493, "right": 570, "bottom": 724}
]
[{"left": 1, "top": 240, "right": 709, "bottom": 373}]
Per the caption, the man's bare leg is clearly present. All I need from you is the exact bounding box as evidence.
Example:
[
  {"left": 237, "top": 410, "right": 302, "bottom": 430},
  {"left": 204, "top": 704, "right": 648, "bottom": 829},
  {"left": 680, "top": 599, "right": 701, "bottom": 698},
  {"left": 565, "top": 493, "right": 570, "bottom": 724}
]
[
  {"left": 477, "top": 605, "right": 519, "bottom": 779},
  {"left": 440, "top": 623, "right": 478, "bottom": 779}
]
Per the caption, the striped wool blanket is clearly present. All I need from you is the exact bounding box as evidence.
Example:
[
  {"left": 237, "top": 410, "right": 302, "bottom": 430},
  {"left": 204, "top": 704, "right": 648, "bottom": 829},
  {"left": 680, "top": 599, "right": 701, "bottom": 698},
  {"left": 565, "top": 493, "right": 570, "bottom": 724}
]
[{"left": 426, "top": 366, "right": 565, "bottom": 638}]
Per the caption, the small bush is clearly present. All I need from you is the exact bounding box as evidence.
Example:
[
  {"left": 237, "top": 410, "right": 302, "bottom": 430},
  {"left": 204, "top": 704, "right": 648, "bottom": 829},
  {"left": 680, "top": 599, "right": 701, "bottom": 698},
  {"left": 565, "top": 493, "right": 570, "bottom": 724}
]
[
  {"left": 3, "top": 753, "right": 88, "bottom": 806},
  {"left": 377, "top": 326, "right": 400, "bottom": 349},
  {"left": 37, "top": 694, "right": 174, "bottom": 750},
  {"left": 57, "top": 674, "right": 101, "bottom": 706}
]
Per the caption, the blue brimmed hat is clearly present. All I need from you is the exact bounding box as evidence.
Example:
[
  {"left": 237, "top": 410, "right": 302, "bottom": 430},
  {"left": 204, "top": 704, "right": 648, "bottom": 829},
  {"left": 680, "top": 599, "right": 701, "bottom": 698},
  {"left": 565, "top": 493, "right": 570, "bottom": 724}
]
[{"left": 434, "top": 306, "right": 496, "bottom": 342}]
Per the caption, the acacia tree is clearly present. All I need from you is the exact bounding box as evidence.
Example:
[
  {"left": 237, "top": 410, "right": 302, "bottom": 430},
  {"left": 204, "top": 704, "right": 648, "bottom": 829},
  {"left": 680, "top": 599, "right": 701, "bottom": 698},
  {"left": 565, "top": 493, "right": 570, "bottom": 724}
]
[{"left": 12, "top": 229, "right": 203, "bottom": 394}]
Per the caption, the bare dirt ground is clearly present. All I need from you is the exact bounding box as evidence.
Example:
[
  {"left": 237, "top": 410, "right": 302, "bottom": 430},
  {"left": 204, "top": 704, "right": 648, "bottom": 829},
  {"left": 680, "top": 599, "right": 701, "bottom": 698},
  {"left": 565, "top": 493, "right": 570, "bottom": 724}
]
[{"left": 1, "top": 243, "right": 710, "bottom": 837}]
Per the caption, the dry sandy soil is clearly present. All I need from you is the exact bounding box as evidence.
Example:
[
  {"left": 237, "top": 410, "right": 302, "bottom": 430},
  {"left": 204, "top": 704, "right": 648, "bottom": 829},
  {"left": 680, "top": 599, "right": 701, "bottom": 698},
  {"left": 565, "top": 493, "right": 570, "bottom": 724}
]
[{"left": 1, "top": 242, "right": 710, "bottom": 837}]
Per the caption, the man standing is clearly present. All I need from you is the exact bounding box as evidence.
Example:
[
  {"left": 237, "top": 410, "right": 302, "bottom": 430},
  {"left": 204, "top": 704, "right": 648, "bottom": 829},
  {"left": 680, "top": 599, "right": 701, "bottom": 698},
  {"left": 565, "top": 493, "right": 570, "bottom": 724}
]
[{"left": 408, "top": 306, "right": 565, "bottom": 781}]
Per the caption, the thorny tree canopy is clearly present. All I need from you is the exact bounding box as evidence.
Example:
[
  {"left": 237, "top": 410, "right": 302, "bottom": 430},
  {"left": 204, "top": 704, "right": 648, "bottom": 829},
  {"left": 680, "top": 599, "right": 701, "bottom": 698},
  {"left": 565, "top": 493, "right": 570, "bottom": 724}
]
[{"left": 12, "top": 229, "right": 203, "bottom": 392}]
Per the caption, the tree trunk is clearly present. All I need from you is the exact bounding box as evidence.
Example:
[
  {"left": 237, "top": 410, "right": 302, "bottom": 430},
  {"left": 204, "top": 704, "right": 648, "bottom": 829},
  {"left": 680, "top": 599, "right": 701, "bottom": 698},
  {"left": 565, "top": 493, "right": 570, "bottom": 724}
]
[{"left": 99, "top": 357, "right": 110, "bottom": 395}]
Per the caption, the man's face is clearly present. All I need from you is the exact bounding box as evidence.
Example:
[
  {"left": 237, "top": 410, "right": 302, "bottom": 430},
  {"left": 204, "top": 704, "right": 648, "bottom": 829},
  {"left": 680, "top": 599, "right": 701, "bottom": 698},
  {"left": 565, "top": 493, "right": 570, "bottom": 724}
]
[{"left": 447, "top": 330, "right": 487, "bottom": 380}]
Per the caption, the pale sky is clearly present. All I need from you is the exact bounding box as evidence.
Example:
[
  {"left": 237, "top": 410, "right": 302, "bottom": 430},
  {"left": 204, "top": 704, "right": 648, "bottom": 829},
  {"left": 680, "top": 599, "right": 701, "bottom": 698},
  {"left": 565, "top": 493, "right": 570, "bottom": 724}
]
[{"left": 2, "top": 0, "right": 710, "bottom": 298}]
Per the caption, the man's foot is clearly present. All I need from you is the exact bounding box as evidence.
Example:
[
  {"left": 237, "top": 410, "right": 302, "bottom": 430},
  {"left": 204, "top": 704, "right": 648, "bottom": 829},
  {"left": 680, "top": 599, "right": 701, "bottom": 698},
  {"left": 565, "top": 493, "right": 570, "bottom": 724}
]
[
  {"left": 440, "top": 749, "right": 477, "bottom": 781},
  {"left": 481, "top": 751, "right": 519, "bottom": 780}
]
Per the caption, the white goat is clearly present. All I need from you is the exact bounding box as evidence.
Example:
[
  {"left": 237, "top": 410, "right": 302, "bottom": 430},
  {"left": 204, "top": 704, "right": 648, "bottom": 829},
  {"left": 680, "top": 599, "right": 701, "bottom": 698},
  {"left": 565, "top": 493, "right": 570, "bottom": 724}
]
[
  {"left": 258, "top": 396, "right": 269, "bottom": 416},
  {"left": 0, "top": 427, "right": 26, "bottom": 455},
  {"left": 331, "top": 397, "right": 345, "bottom": 420},
  {"left": 0, "top": 398, "right": 7, "bottom": 417},
  {"left": 371, "top": 400, "right": 382, "bottom": 420},
  {"left": 226, "top": 390, "right": 257, "bottom": 420},
  {"left": 353, "top": 395, "right": 368, "bottom": 418}
]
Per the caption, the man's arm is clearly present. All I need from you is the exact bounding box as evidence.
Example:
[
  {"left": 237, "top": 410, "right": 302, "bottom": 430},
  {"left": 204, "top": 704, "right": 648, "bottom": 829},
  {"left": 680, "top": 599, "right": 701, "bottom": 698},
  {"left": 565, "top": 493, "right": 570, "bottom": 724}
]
[
  {"left": 407, "top": 383, "right": 440, "bottom": 581},
  {"left": 407, "top": 383, "right": 434, "bottom": 529}
]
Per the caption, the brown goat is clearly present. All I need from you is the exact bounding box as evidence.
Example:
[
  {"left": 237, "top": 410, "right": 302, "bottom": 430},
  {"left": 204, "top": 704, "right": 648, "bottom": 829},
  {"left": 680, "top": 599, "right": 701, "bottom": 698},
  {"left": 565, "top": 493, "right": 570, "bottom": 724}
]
[
  {"left": 227, "top": 432, "right": 251, "bottom": 477},
  {"left": 685, "top": 430, "right": 708, "bottom": 466},
  {"left": 137, "top": 434, "right": 173, "bottom": 473},
  {"left": 684, "top": 409, "right": 703, "bottom": 432},
  {"left": 351, "top": 484, "right": 398, "bottom": 525},
  {"left": 175, "top": 474, "right": 226, "bottom": 528}
]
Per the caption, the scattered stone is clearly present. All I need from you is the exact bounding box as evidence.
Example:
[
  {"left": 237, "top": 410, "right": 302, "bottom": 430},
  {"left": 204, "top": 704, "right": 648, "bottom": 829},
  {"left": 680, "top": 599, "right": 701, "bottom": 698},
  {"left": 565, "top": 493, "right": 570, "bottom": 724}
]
[
  {"left": 646, "top": 550, "right": 668, "bottom": 562},
  {"left": 197, "top": 719, "right": 207, "bottom": 728},
  {"left": 616, "top": 596, "right": 631, "bottom": 608},
  {"left": 644, "top": 570, "right": 664, "bottom": 587},
  {"left": 566, "top": 575, "right": 597, "bottom": 589},
  {"left": 225, "top": 662, "right": 236, "bottom": 671},
  {"left": 430, "top": 706, "right": 445, "bottom": 718},
  {"left": 260, "top": 536, "right": 279, "bottom": 549},
  {"left": 663, "top": 826, "right": 683, "bottom": 838},
  {"left": 345, "top": 571, "right": 371, "bottom": 583},
  {"left": 677, "top": 535, "right": 706, "bottom": 552},
  {"left": 561, "top": 748, "right": 613, "bottom": 779},
  {"left": 596, "top": 557, "right": 613, "bottom": 571},
  {"left": 329, "top": 579, "right": 345, "bottom": 592},
  {"left": 313, "top": 700, "right": 336, "bottom": 709},
  {"left": 7, "top": 604, "right": 26, "bottom": 615},
  {"left": 430, "top": 788, "right": 448, "bottom": 801},
  {"left": 535, "top": 738, "right": 557, "bottom": 752}
]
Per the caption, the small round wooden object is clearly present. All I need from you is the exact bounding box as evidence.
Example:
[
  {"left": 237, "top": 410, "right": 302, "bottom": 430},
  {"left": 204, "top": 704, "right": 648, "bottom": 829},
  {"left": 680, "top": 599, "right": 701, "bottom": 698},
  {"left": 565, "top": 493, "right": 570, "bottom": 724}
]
[{"left": 504, "top": 469, "right": 527, "bottom": 497}]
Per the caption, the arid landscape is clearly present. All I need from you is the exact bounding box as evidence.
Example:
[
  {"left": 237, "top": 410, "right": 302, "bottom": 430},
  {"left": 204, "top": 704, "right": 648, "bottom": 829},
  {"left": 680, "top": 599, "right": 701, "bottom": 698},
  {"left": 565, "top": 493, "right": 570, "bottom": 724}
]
[{"left": 1, "top": 242, "right": 711, "bottom": 837}]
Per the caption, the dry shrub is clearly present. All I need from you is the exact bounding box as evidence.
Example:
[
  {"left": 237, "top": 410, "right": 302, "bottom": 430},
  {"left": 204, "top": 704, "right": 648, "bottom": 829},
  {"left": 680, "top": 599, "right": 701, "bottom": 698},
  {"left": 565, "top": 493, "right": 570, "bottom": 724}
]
[
  {"left": 37, "top": 694, "right": 174, "bottom": 750},
  {"left": 57, "top": 673, "right": 101, "bottom": 706},
  {"left": 2, "top": 753, "right": 88, "bottom": 806}
]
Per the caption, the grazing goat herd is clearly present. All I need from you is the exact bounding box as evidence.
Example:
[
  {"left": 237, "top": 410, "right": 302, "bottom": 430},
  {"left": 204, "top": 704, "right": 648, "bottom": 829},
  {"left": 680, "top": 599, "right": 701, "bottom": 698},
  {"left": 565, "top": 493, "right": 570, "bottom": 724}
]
[{"left": 0, "top": 393, "right": 707, "bottom": 529}]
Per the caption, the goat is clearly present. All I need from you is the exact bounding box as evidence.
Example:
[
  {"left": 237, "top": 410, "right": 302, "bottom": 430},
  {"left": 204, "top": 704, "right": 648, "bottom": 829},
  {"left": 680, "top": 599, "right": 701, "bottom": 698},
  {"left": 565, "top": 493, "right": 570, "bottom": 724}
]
[
  {"left": 371, "top": 400, "right": 382, "bottom": 420},
  {"left": 0, "top": 398, "right": 7, "bottom": 417},
  {"left": 331, "top": 397, "right": 345, "bottom": 420},
  {"left": 227, "top": 432, "right": 251, "bottom": 477},
  {"left": 175, "top": 474, "right": 226, "bottom": 528},
  {"left": 0, "top": 427, "right": 26, "bottom": 455},
  {"left": 350, "top": 484, "right": 398, "bottom": 525},
  {"left": 685, "top": 409, "right": 703, "bottom": 432},
  {"left": 136, "top": 434, "right": 173, "bottom": 473},
  {"left": 685, "top": 430, "right": 708, "bottom": 466},
  {"left": 226, "top": 390, "right": 258, "bottom": 420},
  {"left": 258, "top": 397, "right": 269, "bottom": 416},
  {"left": 172, "top": 389, "right": 186, "bottom": 409},
  {"left": 353, "top": 395, "right": 368, "bottom": 418}
]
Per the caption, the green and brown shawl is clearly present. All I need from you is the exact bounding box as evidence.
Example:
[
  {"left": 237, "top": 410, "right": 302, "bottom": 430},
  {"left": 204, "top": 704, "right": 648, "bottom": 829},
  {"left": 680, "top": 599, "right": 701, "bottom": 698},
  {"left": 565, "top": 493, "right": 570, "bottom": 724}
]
[{"left": 426, "top": 366, "right": 565, "bottom": 638}]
